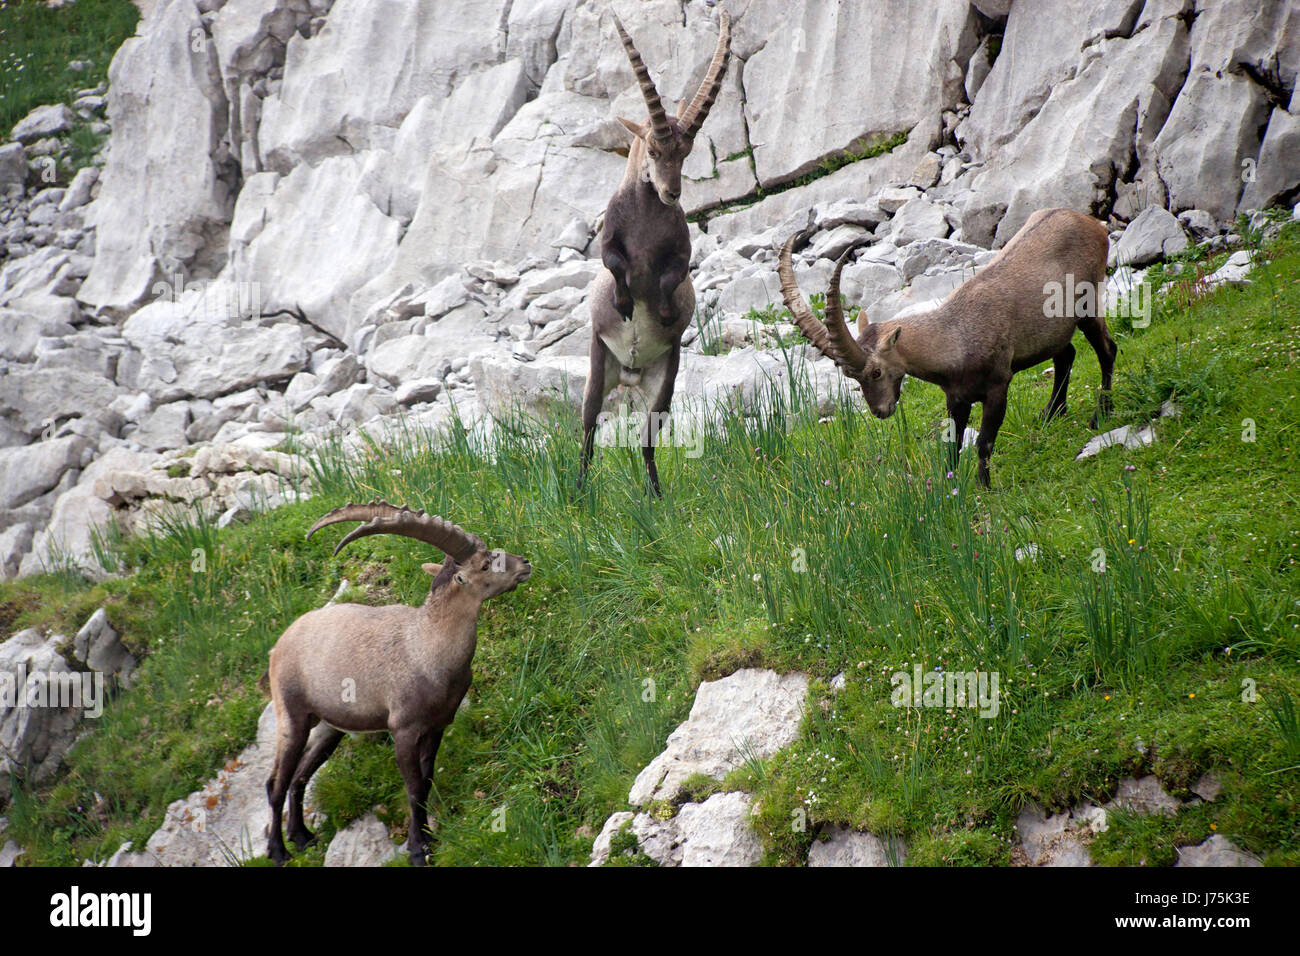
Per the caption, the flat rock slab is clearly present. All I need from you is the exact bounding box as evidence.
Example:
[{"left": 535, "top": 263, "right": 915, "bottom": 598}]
[
  {"left": 1014, "top": 775, "right": 1185, "bottom": 866},
  {"left": 1174, "top": 835, "right": 1262, "bottom": 867},
  {"left": 1076, "top": 424, "right": 1156, "bottom": 460},
  {"left": 628, "top": 668, "right": 808, "bottom": 806},
  {"left": 808, "top": 826, "right": 907, "bottom": 867},
  {"left": 1108, "top": 774, "right": 1180, "bottom": 816},
  {"left": 324, "top": 813, "right": 398, "bottom": 867}
]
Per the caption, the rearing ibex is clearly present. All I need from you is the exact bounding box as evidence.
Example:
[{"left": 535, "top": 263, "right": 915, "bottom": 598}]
[
  {"left": 580, "top": 7, "right": 731, "bottom": 495},
  {"left": 779, "top": 208, "right": 1115, "bottom": 486},
  {"left": 265, "top": 502, "right": 531, "bottom": 866}
]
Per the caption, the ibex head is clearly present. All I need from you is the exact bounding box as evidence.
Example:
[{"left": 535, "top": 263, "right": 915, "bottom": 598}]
[
  {"left": 778, "top": 236, "right": 906, "bottom": 419},
  {"left": 613, "top": 8, "right": 731, "bottom": 207},
  {"left": 307, "top": 501, "right": 532, "bottom": 600}
]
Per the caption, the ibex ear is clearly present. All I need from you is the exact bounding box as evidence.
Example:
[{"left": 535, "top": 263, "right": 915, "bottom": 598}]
[
  {"left": 857, "top": 310, "right": 870, "bottom": 336},
  {"left": 421, "top": 562, "right": 443, "bottom": 577},
  {"left": 881, "top": 327, "right": 902, "bottom": 352},
  {"left": 617, "top": 116, "right": 646, "bottom": 139}
]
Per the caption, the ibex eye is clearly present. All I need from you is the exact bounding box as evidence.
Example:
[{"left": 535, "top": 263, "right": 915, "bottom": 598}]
[{"left": 871, "top": 368, "right": 882, "bottom": 380}]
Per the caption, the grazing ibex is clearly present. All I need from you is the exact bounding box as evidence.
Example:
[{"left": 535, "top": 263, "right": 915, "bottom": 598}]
[
  {"left": 580, "top": 7, "right": 732, "bottom": 494},
  {"left": 779, "top": 208, "right": 1114, "bottom": 486},
  {"left": 265, "top": 502, "right": 531, "bottom": 866}
]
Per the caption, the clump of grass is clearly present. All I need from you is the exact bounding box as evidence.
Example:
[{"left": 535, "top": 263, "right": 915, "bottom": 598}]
[
  {"left": 813, "top": 130, "right": 909, "bottom": 180},
  {"left": 600, "top": 819, "right": 657, "bottom": 866},
  {"left": 1264, "top": 686, "right": 1300, "bottom": 757},
  {"left": 690, "top": 131, "right": 907, "bottom": 225}
]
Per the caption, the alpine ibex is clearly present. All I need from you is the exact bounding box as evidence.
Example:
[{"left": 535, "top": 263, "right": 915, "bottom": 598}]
[
  {"left": 580, "top": 7, "right": 731, "bottom": 495},
  {"left": 265, "top": 502, "right": 531, "bottom": 866},
  {"left": 779, "top": 208, "right": 1115, "bottom": 486}
]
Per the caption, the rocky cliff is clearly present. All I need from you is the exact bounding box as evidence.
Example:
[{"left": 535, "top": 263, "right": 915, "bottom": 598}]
[{"left": 0, "top": 0, "right": 1297, "bottom": 579}]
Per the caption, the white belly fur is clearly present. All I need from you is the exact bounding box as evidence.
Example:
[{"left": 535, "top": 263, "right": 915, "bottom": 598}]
[{"left": 602, "top": 301, "right": 672, "bottom": 371}]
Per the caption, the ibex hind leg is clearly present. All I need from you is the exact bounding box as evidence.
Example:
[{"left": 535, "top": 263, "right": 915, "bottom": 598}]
[
  {"left": 1079, "top": 316, "right": 1117, "bottom": 427},
  {"left": 266, "top": 710, "right": 313, "bottom": 865},
  {"left": 286, "top": 723, "right": 343, "bottom": 849},
  {"left": 641, "top": 349, "right": 681, "bottom": 498},
  {"left": 579, "top": 336, "right": 618, "bottom": 493},
  {"left": 1042, "top": 342, "right": 1075, "bottom": 422}
]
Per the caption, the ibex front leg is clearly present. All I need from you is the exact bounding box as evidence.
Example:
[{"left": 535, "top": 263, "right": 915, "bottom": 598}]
[
  {"left": 945, "top": 396, "right": 971, "bottom": 473},
  {"left": 602, "top": 243, "right": 634, "bottom": 320},
  {"left": 657, "top": 253, "right": 690, "bottom": 322},
  {"left": 394, "top": 727, "right": 432, "bottom": 866}
]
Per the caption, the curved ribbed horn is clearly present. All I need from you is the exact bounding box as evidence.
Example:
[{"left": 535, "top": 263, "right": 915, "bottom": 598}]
[
  {"left": 306, "top": 500, "right": 485, "bottom": 563},
  {"left": 778, "top": 234, "right": 869, "bottom": 374},
  {"left": 682, "top": 8, "right": 732, "bottom": 138},
  {"left": 613, "top": 13, "right": 673, "bottom": 143},
  {"left": 823, "top": 239, "right": 872, "bottom": 370}
]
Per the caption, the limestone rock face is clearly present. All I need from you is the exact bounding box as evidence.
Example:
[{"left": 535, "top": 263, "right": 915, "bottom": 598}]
[
  {"left": 0, "top": 629, "right": 85, "bottom": 799},
  {"left": 78, "top": 0, "right": 234, "bottom": 312},
  {"left": 120, "top": 290, "right": 309, "bottom": 401},
  {"left": 0, "top": 436, "right": 89, "bottom": 510},
  {"left": 961, "top": 9, "right": 1191, "bottom": 246},
  {"left": 628, "top": 668, "right": 808, "bottom": 806},
  {"left": 1174, "top": 834, "right": 1262, "bottom": 867},
  {"left": 590, "top": 793, "right": 764, "bottom": 868},
  {"left": 808, "top": 826, "right": 907, "bottom": 867},
  {"left": 1111, "top": 206, "right": 1188, "bottom": 267},
  {"left": 1014, "top": 803, "right": 1106, "bottom": 867},
  {"left": 323, "top": 813, "right": 398, "bottom": 867},
  {"left": 741, "top": 0, "right": 977, "bottom": 187},
  {"left": 73, "top": 609, "right": 137, "bottom": 686},
  {"left": 10, "top": 104, "right": 77, "bottom": 142}
]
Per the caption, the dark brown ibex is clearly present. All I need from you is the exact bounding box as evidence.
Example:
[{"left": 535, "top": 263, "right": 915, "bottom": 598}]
[
  {"left": 265, "top": 502, "right": 531, "bottom": 866},
  {"left": 580, "top": 7, "right": 731, "bottom": 495},
  {"left": 779, "top": 208, "right": 1115, "bottom": 486}
]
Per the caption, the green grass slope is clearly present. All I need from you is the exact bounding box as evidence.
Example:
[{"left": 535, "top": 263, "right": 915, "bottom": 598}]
[{"left": 3, "top": 218, "right": 1298, "bottom": 867}]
